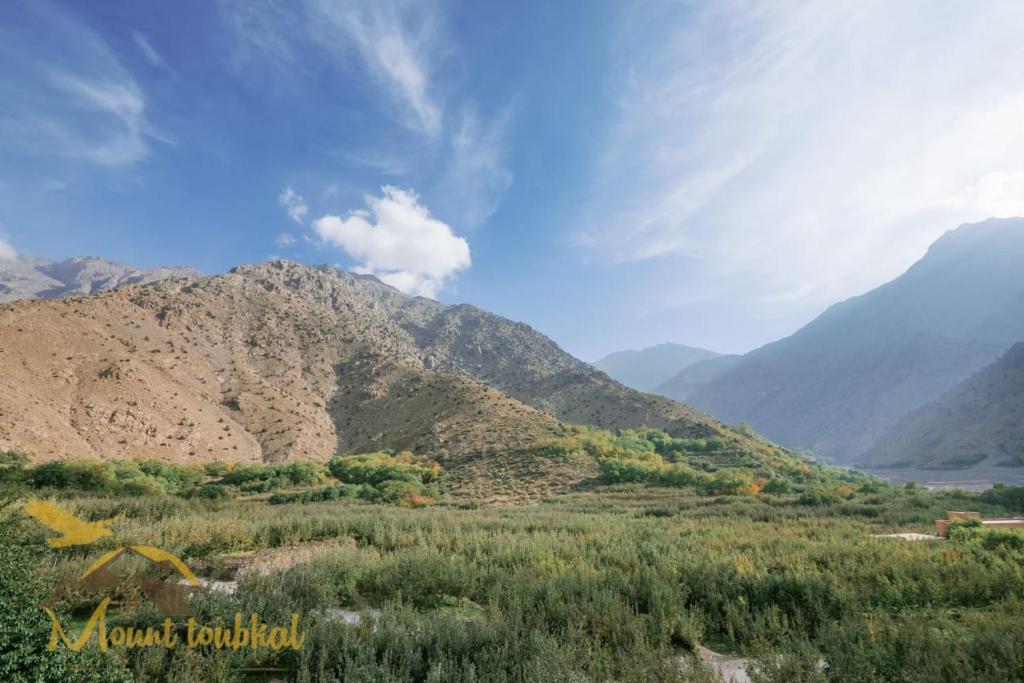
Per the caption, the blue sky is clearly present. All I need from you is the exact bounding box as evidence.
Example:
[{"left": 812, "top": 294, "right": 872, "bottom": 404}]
[{"left": 3, "top": 1, "right": 1024, "bottom": 360}]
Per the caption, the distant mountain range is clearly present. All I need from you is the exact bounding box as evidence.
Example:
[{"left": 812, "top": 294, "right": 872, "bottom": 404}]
[
  {"left": 593, "top": 343, "right": 720, "bottom": 392},
  {"left": 0, "top": 255, "right": 200, "bottom": 303},
  {"left": 655, "top": 355, "right": 743, "bottom": 402},
  {"left": 863, "top": 342, "right": 1024, "bottom": 469},
  {"left": 681, "top": 218, "right": 1024, "bottom": 467}
]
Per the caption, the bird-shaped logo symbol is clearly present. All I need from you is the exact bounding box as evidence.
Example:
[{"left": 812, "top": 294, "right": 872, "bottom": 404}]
[{"left": 23, "top": 499, "right": 119, "bottom": 547}]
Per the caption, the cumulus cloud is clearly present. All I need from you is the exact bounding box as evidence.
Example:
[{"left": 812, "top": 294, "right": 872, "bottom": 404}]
[
  {"left": 0, "top": 238, "right": 16, "bottom": 261},
  {"left": 582, "top": 1, "right": 1024, "bottom": 337},
  {"left": 274, "top": 232, "right": 297, "bottom": 247},
  {"left": 278, "top": 186, "right": 309, "bottom": 224},
  {"left": 312, "top": 186, "right": 470, "bottom": 297}
]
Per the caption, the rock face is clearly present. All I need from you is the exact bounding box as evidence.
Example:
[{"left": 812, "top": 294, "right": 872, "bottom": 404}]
[
  {"left": 0, "top": 255, "right": 201, "bottom": 303},
  {"left": 863, "top": 343, "right": 1024, "bottom": 469},
  {"left": 686, "top": 218, "right": 1024, "bottom": 463},
  {"left": 0, "top": 261, "right": 722, "bottom": 473},
  {"left": 593, "top": 343, "right": 721, "bottom": 392}
]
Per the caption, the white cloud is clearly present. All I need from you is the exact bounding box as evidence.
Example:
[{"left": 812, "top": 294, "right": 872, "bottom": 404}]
[
  {"left": 312, "top": 186, "right": 470, "bottom": 297},
  {"left": 310, "top": 0, "right": 442, "bottom": 135},
  {"left": 0, "top": 238, "right": 16, "bottom": 261},
  {"left": 582, "top": 1, "right": 1024, "bottom": 333},
  {"left": 278, "top": 186, "right": 309, "bottom": 224},
  {"left": 274, "top": 232, "right": 298, "bottom": 247}
]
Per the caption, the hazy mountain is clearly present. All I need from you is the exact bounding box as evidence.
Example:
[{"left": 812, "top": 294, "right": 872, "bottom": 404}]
[
  {"left": 0, "top": 255, "right": 200, "bottom": 303},
  {"left": 655, "top": 355, "right": 743, "bottom": 402},
  {"left": 0, "top": 261, "right": 742, "bottom": 497},
  {"left": 863, "top": 342, "right": 1024, "bottom": 470},
  {"left": 593, "top": 343, "right": 721, "bottom": 392},
  {"left": 687, "top": 218, "right": 1024, "bottom": 463}
]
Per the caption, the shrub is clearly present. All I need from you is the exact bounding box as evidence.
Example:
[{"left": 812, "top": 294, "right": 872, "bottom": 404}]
[
  {"left": 0, "top": 451, "right": 29, "bottom": 482},
  {"left": 600, "top": 458, "right": 663, "bottom": 484},
  {"left": 329, "top": 452, "right": 441, "bottom": 487},
  {"left": 761, "top": 478, "right": 793, "bottom": 494},
  {"left": 27, "top": 461, "right": 116, "bottom": 491},
  {"left": 189, "top": 484, "right": 232, "bottom": 501}
]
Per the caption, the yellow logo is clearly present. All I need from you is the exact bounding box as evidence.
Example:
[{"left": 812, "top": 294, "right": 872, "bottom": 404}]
[{"left": 25, "top": 499, "right": 304, "bottom": 652}]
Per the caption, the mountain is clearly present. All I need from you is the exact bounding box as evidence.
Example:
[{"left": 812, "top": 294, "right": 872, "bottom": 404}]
[
  {"left": 687, "top": 218, "right": 1024, "bottom": 463},
  {"left": 863, "top": 342, "right": 1024, "bottom": 469},
  {"left": 655, "top": 355, "right": 743, "bottom": 402},
  {"left": 0, "top": 260, "right": 735, "bottom": 497},
  {"left": 593, "top": 343, "right": 721, "bottom": 392},
  {"left": 0, "top": 255, "right": 200, "bottom": 303}
]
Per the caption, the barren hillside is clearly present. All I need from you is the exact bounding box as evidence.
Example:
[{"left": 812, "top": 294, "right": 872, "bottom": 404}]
[{"left": 0, "top": 261, "right": 723, "bottom": 484}]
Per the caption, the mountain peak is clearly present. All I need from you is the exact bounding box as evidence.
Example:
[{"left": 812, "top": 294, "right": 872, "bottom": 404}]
[
  {"left": 0, "top": 255, "right": 201, "bottom": 304},
  {"left": 686, "top": 218, "right": 1024, "bottom": 464}
]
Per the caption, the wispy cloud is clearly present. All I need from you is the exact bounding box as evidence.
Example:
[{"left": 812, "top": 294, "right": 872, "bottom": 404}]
[
  {"left": 582, "top": 1, "right": 1024, "bottom": 327},
  {"left": 278, "top": 185, "right": 309, "bottom": 224},
  {"left": 309, "top": 0, "right": 442, "bottom": 135},
  {"left": 0, "top": 4, "right": 158, "bottom": 167},
  {"left": 219, "top": 0, "right": 513, "bottom": 230},
  {"left": 435, "top": 107, "right": 514, "bottom": 230},
  {"left": 312, "top": 186, "right": 470, "bottom": 297},
  {"left": 47, "top": 73, "right": 151, "bottom": 165},
  {"left": 219, "top": 0, "right": 444, "bottom": 135},
  {"left": 274, "top": 232, "right": 298, "bottom": 247},
  {"left": 132, "top": 31, "right": 173, "bottom": 74}
]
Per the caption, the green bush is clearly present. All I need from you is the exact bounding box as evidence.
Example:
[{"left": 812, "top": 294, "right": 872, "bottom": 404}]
[
  {"left": 328, "top": 451, "right": 441, "bottom": 487},
  {"left": 188, "top": 483, "right": 232, "bottom": 501},
  {"left": 28, "top": 460, "right": 117, "bottom": 491},
  {"left": 600, "top": 458, "right": 664, "bottom": 484},
  {"left": 0, "top": 451, "right": 29, "bottom": 483}
]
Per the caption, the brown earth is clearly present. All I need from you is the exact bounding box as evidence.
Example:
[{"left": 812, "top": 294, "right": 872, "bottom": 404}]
[{"left": 0, "top": 261, "right": 726, "bottom": 492}]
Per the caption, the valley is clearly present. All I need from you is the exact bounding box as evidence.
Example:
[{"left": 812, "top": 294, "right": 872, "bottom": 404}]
[{"left": 2, "top": 222, "right": 1024, "bottom": 682}]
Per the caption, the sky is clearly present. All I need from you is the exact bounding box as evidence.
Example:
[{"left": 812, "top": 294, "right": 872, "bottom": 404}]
[{"left": 3, "top": 1, "right": 1024, "bottom": 361}]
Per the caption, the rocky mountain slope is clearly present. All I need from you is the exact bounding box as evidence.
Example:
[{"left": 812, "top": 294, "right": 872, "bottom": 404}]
[
  {"left": 686, "top": 218, "right": 1024, "bottom": 463},
  {"left": 0, "top": 255, "right": 200, "bottom": 303},
  {"left": 0, "top": 261, "right": 733, "bottom": 494},
  {"left": 863, "top": 342, "right": 1024, "bottom": 470},
  {"left": 655, "top": 355, "right": 742, "bottom": 402},
  {"left": 593, "top": 343, "right": 721, "bottom": 392}
]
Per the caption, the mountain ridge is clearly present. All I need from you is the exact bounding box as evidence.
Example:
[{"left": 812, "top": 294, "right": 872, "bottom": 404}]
[
  {"left": 0, "top": 260, "right": 742, "bottom": 496},
  {"left": 863, "top": 342, "right": 1024, "bottom": 469},
  {"left": 655, "top": 354, "right": 743, "bottom": 402},
  {"left": 686, "top": 217, "right": 1024, "bottom": 463},
  {"left": 0, "top": 255, "right": 201, "bottom": 303},
  {"left": 593, "top": 343, "right": 721, "bottom": 392}
]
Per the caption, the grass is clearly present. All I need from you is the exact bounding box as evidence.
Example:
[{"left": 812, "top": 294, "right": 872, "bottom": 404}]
[{"left": 5, "top": 480, "right": 1024, "bottom": 681}]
